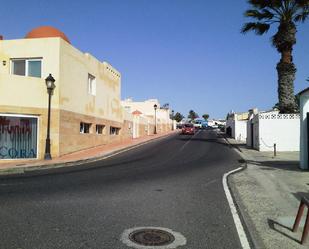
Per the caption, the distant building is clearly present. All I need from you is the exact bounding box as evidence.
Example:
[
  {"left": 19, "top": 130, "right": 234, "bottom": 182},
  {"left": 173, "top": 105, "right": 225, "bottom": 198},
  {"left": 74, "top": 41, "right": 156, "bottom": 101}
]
[
  {"left": 225, "top": 111, "right": 249, "bottom": 141},
  {"left": 121, "top": 98, "right": 172, "bottom": 136}
]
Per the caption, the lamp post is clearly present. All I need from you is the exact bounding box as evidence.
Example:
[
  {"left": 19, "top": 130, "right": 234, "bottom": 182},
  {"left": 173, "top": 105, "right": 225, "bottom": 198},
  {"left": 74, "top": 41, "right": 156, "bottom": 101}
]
[
  {"left": 44, "top": 74, "right": 56, "bottom": 160},
  {"left": 154, "top": 104, "right": 158, "bottom": 134},
  {"left": 171, "top": 110, "right": 175, "bottom": 130}
]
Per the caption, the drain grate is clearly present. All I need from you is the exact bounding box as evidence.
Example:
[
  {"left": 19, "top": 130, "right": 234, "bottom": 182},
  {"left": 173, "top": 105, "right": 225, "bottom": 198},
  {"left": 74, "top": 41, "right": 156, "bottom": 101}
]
[{"left": 129, "top": 228, "right": 175, "bottom": 246}]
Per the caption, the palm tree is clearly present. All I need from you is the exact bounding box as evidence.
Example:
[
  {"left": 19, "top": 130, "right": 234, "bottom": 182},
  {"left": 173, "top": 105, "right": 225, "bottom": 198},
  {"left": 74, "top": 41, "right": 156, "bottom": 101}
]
[{"left": 242, "top": 0, "right": 309, "bottom": 113}]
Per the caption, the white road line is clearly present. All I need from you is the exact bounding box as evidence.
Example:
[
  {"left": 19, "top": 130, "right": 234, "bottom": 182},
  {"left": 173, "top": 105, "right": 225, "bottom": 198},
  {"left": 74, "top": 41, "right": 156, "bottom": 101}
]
[
  {"left": 179, "top": 130, "right": 201, "bottom": 152},
  {"left": 223, "top": 167, "right": 251, "bottom": 249}
]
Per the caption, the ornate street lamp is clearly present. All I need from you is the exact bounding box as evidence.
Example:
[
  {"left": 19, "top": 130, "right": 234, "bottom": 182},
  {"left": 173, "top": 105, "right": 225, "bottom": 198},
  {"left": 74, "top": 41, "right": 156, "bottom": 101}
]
[
  {"left": 44, "top": 74, "right": 56, "bottom": 160},
  {"left": 154, "top": 104, "right": 158, "bottom": 134}
]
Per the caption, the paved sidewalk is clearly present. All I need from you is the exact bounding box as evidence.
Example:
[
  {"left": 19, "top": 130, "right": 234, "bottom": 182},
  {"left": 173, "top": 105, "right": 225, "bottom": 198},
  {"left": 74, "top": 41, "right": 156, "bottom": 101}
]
[
  {"left": 226, "top": 137, "right": 309, "bottom": 249},
  {"left": 0, "top": 131, "right": 177, "bottom": 176}
]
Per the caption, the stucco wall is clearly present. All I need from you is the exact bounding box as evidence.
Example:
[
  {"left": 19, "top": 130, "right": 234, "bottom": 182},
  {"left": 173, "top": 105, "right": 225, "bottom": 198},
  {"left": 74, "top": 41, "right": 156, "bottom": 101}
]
[
  {"left": 235, "top": 120, "right": 247, "bottom": 142},
  {"left": 256, "top": 113, "right": 300, "bottom": 152},
  {"left": 300, "top": 92, "right": 309, "bottom": 169},
  {"left": 59, "top": 40, "right": 122, "bottom": 123},
  {"left": 0, "top": 38, "right": 61, "bottom": 109}
]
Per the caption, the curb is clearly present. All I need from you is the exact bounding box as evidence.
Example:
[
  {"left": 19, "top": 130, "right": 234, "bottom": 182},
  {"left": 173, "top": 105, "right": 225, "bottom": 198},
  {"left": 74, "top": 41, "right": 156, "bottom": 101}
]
[
  {"left": 222, "top": 135, "right": 262, "bottom": 249},
  {"left": 0, "top": 132, "right": 177, "bottom": 179},
  {"left": 223, "top": 166, "right": 251, "bottom": 249}
]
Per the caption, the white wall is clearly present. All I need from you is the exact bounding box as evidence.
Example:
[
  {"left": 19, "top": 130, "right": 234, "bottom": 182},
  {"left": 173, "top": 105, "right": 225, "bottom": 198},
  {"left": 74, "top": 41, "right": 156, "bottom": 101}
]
[
  {"left": 257, "top": 113, "right": 300, "bottom": 152},
  {"left": 235, "top": 120, "right": 247, "bottom": 142},
  {"left": 300, "top": 91, "right": 309, "bottom": 170}
]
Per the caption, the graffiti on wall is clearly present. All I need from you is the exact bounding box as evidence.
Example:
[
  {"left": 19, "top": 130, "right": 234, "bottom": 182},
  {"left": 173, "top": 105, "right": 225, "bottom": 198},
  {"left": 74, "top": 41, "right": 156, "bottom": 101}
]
[{"left": 0, "top": 116, "right": 37, "bottom": 159}]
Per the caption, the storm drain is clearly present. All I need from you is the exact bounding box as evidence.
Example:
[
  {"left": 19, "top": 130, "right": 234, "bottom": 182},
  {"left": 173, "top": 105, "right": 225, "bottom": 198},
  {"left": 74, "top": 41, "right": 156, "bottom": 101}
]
[
  {"left": 129, "top": 228, "right": 175, "bottom": 246},
  {"left": 121, "top": 226, "right": 186, "bottom": 249}
]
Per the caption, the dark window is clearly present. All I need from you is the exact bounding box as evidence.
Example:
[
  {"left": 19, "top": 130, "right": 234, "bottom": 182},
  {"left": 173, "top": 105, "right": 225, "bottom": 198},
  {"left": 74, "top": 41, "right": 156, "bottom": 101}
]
[
  {"left": 96, "top": 124, "right": 105, "bottom": 134},
  {"left": 12, "top": 60, "right": 26, "bottom": 76},
  {"left": 80, "top": 122, "right": 91, "bottom": 134},
  {"left": 110, "top": 126, "right": 120, "bottom": 135},
  {"left": 11, "top": 59, "right": 42, "bottom": 78}
]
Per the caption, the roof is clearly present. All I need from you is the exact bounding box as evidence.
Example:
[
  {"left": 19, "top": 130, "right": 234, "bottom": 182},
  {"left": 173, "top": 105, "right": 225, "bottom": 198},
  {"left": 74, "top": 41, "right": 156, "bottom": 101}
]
[
  {"left": 298, "top": 87, "right": 309, "bottom": 96},
  {"left": 132, "top": 110, "right": 143, "bottom": 115},
  {"left": 25, "top": 26, "right": 71, "bottom": 44}
]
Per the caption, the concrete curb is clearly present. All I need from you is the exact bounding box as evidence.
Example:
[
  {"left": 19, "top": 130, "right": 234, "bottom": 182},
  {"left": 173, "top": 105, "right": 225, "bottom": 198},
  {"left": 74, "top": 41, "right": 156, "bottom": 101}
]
[
  {"left": 0, "top": 132, "right": 177, "bottom": 179},
  {"left": 222, "top": 135, "right": 263, "bottom": 249}
]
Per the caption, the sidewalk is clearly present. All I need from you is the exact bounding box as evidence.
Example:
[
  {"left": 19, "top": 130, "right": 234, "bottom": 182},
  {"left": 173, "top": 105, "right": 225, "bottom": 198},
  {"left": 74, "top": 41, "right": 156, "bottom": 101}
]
[
  {"left": 0, "top": 131, "right": 177, "bottom": 177},
  {"left": 226, "top": 137, "right": 309, "bottom": 249}
]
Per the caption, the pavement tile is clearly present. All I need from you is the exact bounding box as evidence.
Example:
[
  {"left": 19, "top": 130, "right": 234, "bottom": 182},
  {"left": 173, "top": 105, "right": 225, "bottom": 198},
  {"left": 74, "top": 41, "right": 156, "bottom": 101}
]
[
  {"left": 226, "top": 137, "right": 309, "bottom": 249},
  {"left": 0, "top": 131, "right": 177, "bottom": 175}
]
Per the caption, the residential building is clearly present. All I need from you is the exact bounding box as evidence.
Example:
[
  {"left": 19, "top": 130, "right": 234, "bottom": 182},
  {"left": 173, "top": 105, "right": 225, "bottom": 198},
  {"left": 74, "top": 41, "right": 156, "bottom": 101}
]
[
  {"left": 0, "top": 26, "right": 164, "bottom": 161},
  {"left": 225, "top": 111, "right": 249, "bottom": 141},
  {"left": 121, "top": 98, "right": 172, "bottom": 135},
  {"left": 299, "top": 87, "right": 309, "bottom": 169},
  {"left": 247, "top": 109, "right": 300, "bottom": 152}
]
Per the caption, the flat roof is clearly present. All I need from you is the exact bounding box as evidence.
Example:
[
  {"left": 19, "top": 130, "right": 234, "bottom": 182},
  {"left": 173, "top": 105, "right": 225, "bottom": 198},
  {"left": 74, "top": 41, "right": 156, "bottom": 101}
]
[{"left": 298, "top": 87, "right": 309, "bottom": 96}]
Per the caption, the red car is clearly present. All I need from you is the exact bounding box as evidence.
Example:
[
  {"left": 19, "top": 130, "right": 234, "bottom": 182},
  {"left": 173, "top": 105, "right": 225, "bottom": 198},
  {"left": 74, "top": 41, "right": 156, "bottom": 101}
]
[{"left": 181, "top": 123, "right": 195, "bottom": 135}]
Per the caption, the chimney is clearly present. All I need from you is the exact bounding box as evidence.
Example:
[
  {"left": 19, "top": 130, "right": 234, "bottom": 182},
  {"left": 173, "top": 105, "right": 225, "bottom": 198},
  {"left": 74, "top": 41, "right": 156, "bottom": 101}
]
[{"left": 0, "top": 35, "right": 3, "bottom": 40}]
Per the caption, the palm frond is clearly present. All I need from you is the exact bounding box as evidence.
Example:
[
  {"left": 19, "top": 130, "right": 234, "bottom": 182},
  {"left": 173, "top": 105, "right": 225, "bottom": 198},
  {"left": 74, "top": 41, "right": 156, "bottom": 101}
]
[
  {"left": 245, "top": 9, "right": 274, "bottom": 20},
  {"left": 241, "top": 22, "right": 270, "bottom": 35},
  {"left": 294, "top": 9, "right": 309, "bottom": 21},
  {"left": 295, "top": 0, "right": 309, "bottom": 8}
]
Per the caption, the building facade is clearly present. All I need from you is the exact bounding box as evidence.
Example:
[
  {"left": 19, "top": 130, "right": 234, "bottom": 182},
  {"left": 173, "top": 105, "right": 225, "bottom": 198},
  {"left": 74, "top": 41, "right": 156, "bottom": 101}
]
[
  {"left": 121, "top": 98, "right": 173, "bottom": 135},
  {"left": 0, "top": 26, "right": 171, "bottom": 161},
  {"left": 225, "top": 111, "right": 248, "bottom": 142}
]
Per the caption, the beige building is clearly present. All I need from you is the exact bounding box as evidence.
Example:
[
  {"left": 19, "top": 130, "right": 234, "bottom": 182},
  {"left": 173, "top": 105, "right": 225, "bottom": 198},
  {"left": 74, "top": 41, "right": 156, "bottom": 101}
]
[
  {"left": 121, "top": 98, "right": 173, "bottom": 137},
  {"left": 0, "top": 26, "right": 170, "bottom": 161}
]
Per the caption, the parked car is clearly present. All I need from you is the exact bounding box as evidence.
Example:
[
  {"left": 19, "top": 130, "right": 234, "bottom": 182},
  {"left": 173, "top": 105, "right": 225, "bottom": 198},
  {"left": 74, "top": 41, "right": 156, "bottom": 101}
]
[
  {"left": 181, "top": 123, "right": 195, "bottom": 135},
  {"left": 193, "top": 120, "right": 202, "bottom": 129},
  {"left": 176, "top": 123, "right": 184, "bottom": 129}
]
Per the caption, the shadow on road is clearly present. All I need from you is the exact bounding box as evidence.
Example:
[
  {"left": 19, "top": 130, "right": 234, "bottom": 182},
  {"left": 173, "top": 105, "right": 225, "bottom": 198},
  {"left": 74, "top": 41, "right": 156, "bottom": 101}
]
[{"left": 245, "top": 160, "right": 301, "bottom": 172}]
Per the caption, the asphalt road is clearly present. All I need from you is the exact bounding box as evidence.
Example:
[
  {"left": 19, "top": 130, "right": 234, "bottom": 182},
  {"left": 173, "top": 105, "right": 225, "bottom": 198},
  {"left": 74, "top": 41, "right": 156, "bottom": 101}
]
[{"left": 0, "top": 129, "right": 243, "bottom": 249}]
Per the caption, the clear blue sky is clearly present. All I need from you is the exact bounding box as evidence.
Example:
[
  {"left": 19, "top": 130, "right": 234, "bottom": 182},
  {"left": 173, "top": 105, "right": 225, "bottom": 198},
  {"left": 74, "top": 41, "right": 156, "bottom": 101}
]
[{"left": 1, "top": 0, "right": 308, "bottom": 119}]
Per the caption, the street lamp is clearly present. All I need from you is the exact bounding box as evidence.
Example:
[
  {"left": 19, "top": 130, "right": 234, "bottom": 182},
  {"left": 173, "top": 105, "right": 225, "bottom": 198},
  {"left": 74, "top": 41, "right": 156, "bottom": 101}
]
[
  {"left": 44, "top": 74, "right": 56, "bottom": 160},
  {"left": 154, "top": 104, "right": 158, "bottom": 134}
]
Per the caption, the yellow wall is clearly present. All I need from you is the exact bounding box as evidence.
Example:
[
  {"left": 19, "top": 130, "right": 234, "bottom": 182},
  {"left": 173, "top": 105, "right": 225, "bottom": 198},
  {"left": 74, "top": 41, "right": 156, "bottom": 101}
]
[
  {"left": 59, "top": 40, "right": 123, "bottom": 123},
  {"left": 0, "top": 38, "right": 61, "bottom": 109}
]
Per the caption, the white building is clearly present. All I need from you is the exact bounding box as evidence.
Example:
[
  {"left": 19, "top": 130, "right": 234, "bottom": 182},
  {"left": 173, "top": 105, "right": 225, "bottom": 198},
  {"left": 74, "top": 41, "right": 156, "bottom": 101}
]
[
  {"left": 299, "top": 87, "right": 309, "bottom": 170},
  {"left": 226, "top": 111, "right": 248, "bottom": 142},
  {"left": 247, "top": 110, "right": 300, "bottom": 152}
]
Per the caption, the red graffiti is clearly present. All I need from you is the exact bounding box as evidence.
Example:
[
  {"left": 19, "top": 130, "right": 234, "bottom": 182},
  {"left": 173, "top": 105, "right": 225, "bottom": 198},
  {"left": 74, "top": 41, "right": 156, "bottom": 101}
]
[{"left": 0, "top": 117, "right": 32, "bottom": 134}]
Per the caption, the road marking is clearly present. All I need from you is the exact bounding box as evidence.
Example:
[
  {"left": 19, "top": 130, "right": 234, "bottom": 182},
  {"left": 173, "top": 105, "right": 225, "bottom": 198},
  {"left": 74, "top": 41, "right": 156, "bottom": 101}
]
[
  {"left": 179, "top": 130, "right": 201, "bottom": 152},
  {"left": 223, "top": 167, "right": 251, "bottom": 249}
]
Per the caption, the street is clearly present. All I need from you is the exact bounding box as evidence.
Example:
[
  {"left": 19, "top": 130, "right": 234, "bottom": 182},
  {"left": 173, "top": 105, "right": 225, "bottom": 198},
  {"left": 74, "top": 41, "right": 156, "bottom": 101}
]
[{"left": 0, "top": 129, "right": 244, "bottom": 249}]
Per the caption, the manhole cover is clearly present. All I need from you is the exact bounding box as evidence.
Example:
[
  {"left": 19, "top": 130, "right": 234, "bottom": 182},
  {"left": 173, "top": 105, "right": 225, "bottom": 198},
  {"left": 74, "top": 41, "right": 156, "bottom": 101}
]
[
  {"left": 129, "top": 228, "right": 175, "bottom": 246},
  {"left": 121, "top": 226, "right": 186, "bottom": 249}
]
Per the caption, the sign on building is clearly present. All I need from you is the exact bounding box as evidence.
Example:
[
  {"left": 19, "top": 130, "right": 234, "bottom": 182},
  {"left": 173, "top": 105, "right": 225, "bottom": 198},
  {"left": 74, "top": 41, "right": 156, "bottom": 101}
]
[{"left": 0, "top": 115, "right": 38, "bottom": 159}]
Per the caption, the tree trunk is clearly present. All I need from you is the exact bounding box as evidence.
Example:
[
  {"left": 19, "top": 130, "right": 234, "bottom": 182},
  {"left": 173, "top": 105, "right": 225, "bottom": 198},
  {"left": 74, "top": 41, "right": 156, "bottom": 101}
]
[
  {"left": 273, "top": 22, "right": 297, "bottom": 113},
  {"left": 276, "top": 60, "right": 296, "bottom": 113}
]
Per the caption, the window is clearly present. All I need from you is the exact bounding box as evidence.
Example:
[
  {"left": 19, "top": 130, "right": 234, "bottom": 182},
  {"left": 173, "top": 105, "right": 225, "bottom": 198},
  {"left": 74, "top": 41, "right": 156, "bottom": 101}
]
[
  {"left": 96, "top": 124, "right": 105, "bottom": 134},
  {"left": 80, "top": 122, "right": 92, "bottom": 134},
  {"left": 124, "top": 106, "right": 131, "bottom": 112},
  {"left": 88, "top": 74, "right": 96, "bottom": 95},
  {"left": 11, "top": 58, "right": 42, "bottom": 78},
  {"left": 110, "top": 126, "right": 120, "bottom": 135}
]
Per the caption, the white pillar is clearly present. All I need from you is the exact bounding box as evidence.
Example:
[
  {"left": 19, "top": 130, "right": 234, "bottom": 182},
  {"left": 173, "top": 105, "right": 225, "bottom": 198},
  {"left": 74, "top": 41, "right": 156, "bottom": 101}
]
[{"left": 300, "top": 91, "right": 309, "bottom": 170}]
